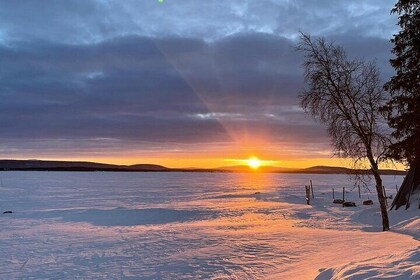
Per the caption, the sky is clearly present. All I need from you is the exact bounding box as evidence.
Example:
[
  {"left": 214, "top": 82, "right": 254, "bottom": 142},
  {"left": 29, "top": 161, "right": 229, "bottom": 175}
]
[{"left": 0, "top": 0, "right": 399, "bottom": 168}]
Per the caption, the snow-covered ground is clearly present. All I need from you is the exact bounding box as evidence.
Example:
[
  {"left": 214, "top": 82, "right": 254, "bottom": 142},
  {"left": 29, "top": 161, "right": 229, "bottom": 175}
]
[{"left": 0, "top": 172, "right": 418, "bottom": 279}]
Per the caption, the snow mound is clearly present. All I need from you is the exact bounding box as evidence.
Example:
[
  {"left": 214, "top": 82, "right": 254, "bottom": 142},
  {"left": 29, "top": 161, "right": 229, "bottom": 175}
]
[
  {"left": 316, "top": 248, "right": 419, "bottom": 280},
  {"left": 395, "top": 218, "right": 420, "bottom": 237}
]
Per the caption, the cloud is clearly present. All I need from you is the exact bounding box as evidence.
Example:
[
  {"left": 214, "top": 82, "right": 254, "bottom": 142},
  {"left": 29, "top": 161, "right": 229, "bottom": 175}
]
[
  {"left": 0, "top": 1, "right": 398, "bottom": 161},
  {"left": 0, "top": 0, "right": 397, "bottom": 43}
]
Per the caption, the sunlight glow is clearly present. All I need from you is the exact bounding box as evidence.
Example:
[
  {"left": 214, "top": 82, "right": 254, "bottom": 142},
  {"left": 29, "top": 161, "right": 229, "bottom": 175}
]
[{"left": 246, "top": 157, "right": 261, "bottom": 169}]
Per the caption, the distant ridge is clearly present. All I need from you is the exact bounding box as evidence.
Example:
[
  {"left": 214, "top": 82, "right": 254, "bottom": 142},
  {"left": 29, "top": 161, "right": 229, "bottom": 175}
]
[
  {"left": 298, "top": 165, "right": 406, "bottom": 175},
  {"left": 127, "top": 164, "right": 170, "bottom": 171},
  {"left": 301, "top": 165, "right": 351, "bottom": 173},
  {"left": 0, "top": 160, "right": 406, "bottom": 175},
  {"left": 0, "top": 160, "right": 169, "bottom": 172},
  {"left": 217, "top": 165, "right": 405, "bottom": 175}
]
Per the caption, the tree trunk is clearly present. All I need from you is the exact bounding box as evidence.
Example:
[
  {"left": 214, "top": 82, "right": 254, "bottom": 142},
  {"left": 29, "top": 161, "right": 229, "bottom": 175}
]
[{"left": 371, "top": 167, "right": 390, "bottom": 231}]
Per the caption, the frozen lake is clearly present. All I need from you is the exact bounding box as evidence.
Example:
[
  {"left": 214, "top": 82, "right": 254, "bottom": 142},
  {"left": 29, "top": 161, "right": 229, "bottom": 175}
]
[{"left": 1, "top": 172, "right": 417, "bottom": 279}]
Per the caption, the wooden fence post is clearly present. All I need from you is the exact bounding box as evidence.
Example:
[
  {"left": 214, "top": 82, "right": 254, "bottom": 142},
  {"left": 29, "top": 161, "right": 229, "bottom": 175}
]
[
  {"left": 342, "top": 187, "right": 345, "bottom": 207},
  {"left": 310, "top": 180, "right": 314, "bottom": 199}
]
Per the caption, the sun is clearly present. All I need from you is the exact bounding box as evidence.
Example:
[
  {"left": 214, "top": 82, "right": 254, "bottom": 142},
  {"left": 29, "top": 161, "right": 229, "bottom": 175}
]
[{"left": 246, "top": 157, "right": 262, "bottom": 169}]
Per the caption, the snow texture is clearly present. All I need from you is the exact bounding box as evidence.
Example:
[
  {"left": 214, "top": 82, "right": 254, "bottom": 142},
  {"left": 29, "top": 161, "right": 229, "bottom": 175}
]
[{"left": 0, "top": 172, "right": 418, "bottom": 279}]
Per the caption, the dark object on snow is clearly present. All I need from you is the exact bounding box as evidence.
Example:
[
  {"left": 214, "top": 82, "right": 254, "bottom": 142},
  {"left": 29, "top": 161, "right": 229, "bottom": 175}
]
[
  {"left": 343, "top": 202, "right": 356, "bottom": 207},
  {"left": 3, "top": 210, "right": 13, "bottom": 214},
  {"left": 391, "top": 166, "right": 420, "bottom": 210},
  {"left": 305, "top": 185, "right": 311, "bottom": 205},
  {"left": 333, "top": 199, "right": 344, "bottom": 204},
  {"left": 363, "top": 200, "right": 374, "bottom": 205}
]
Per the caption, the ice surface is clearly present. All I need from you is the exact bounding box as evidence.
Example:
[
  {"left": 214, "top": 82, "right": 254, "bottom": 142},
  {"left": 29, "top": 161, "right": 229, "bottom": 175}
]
[
  {"left": 18, "top": 208, "right": 217, "bottom": 226},
  {"left": 0, "top": 172, "right": 418, "bottom": 279}
]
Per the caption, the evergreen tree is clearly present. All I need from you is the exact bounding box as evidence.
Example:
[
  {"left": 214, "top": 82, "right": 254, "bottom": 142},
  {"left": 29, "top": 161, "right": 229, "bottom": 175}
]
[
  {"left": 383, "top": 0, "right": 420, "bottom": 209},
  {"left": 383, "top": 0, "right": 420, "bottom": 164}
]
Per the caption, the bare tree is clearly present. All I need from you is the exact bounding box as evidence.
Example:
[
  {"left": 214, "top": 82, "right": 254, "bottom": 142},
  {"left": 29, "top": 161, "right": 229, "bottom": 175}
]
[{"left": 296, "top": 33, "right": 391, "bottom": 231}]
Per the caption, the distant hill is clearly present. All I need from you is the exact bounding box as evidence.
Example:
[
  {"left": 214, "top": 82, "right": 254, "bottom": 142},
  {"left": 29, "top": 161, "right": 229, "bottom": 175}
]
[
  {"left": 0, "top": 160, "right": 169, "bottom": 172},
  {"left": 0, "top": 159, "right": 115, "bottom": 169},
  {"left": 297, "top": 165, "right": 406, "bottom": 175},
  {"left": 300, "top": 166, "right": 351, "bottom": 174},
  {"left": 0, "top": 160, "right": 406, "bottom": 175},
  {"left": 127, "top": 164, "right": 170, "bottom": 171},
  {"left": 217, "top": 165, "right": 406, "bottom": 175}
]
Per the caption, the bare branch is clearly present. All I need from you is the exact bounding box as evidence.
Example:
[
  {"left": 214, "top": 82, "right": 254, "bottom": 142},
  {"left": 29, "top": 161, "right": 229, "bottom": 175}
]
[{"left": 296, "top": 32, "right": 391, "bottom": 231}]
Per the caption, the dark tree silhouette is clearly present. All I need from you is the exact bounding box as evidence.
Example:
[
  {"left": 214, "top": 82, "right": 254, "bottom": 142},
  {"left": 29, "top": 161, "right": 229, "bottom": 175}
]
[
  {"left": 383, "top": 0, "right": 420, "bottom": 209},
  {"left": 296, "top": 33, "right": 391, "bottom": 231}
]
